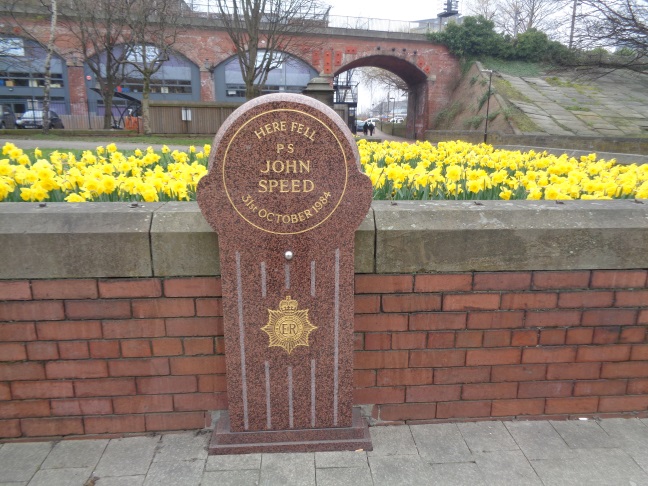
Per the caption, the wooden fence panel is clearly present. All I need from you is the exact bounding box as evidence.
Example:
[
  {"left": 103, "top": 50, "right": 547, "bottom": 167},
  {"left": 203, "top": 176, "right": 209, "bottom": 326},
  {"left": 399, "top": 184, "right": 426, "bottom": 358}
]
[
  {"left": 149, "top": 105, "right": 239, "bottom": 134},
  {"left": 59, "top": 115, "right": 104, "bottom": 130}
]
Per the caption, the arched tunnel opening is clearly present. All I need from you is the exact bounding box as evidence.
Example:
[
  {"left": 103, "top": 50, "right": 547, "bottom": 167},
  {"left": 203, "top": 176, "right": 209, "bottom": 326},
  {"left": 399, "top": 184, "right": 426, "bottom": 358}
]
[{"left": 334, "top": 55, "right": 429, "bottom": 140}]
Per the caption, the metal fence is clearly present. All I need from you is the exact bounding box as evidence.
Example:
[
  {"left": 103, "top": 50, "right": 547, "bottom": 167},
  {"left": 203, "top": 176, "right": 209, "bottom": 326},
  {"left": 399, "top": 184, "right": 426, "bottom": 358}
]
[{"left": 180, "top": 0, "right": 437, "bottom": 34}]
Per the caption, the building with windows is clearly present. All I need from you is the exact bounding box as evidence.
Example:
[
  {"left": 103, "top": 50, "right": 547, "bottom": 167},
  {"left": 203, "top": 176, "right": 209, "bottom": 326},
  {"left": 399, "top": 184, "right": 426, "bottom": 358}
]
[
  {"left": 213, "top": 52, "right": 318, "bottom": 102},
  {"left": 0, "top": 36, "right": 69, "bottom": 115},
  {"left": 0, "top": 31, "right": 319, "bottom": 126}
]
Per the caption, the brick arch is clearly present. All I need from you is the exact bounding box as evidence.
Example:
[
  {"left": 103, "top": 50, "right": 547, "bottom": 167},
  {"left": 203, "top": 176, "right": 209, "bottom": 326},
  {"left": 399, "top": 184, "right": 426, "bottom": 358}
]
[
  {"left": 5, "top": 9, "right": 460, "bottom": 136},
  {"left": 319, "top": 39, "right": 460, "bottom": 139},
  {"left": 336, "top": 54, "right": 427, "bottom": 86}
]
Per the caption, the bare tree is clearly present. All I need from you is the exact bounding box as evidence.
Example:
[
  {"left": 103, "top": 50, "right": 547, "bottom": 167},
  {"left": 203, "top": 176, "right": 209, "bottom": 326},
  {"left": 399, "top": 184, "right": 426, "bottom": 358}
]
[
  {"left": 496, "top": 0, "right": 569, "bottom": 38},
  {"left": 59, "top": 0, "right": 133, "bottom": 129},
  {"left": 123, "top": 0, "right": 183, "bottom": 135},
  {"left": 214, "top": 0, "right": 329, "bottom": 99},
  {"left": 41, "top": 0, "right": 58, "bottom": 134},
  {"left": 577, "top": 0, "right": 648, "bottom": 51},
  {"left": 358, "top": 67, "right": 408, "bottom": 93},
  {"left": 0, "top": 0, "right": 60, "bottom": 132},
  {"left": 464, "top": 0, "right": 498, "bottom": 21},
  {"left": 569, "top": 0, "right": 648, "bottom": 73}
]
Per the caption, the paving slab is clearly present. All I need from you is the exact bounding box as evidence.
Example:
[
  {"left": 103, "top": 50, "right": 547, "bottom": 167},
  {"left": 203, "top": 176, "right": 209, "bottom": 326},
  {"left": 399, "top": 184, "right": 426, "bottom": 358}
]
[
  {"left": 504, "top": 421, "right": 573, "bottom": 460},
  {"left": 573, "top": 448, "right": 648, "bottom": 485},
  {"left": 458, "top": 421, "right": 519, "bottom": 453},
  {"left": 205, "top": 452, "right": 262, "bottom": 471},
  {"left": 152, "top": 431, "right": 208, "bottom": 462},
  {"left": 93, "top": 436, "right": 160, "bottom": 478},
  {"left": 314, "top": 450, "right": 368, "bottom": 468},
  {"left": 369, "top": 455, "right": 434, "bottom": 486},
  {"left": 530, "top": 456, "right": 603, "bottom": 485},
  {"left": 315, "top": 466, "right": 373, "bottom": 486},
  {"left": 473, "top": 450, "right": 542, "bottom": 485},
  {"left": 91, "top": 476, "right": 145, "bottom": 486},
  {"left": 0, "top": 442, "right": 53, "bottom": 483},
  {"left": 598, "top": 417, "right": 648, "bottom": 451},
  {"left": 3, "top": 419, "right": 648, "bottom": 485},
  {"left": 429, "top": 462, "right": 487, "bottom": 486},
  {"left": 367, "top": 425, "right": 418, "bottom": 456},
  {"left": 410, "top": 423, "right": 473, "bottom": 463},
  {"left": 26, "top": 468, "right": 93, "bottom": 486},
  {"left": 259, "top": 452, "right": 315, "bottom": 486},
  {"left": 629, "top": 449, "right": 648, "bottom": 475},
  {"left": 41, "top": 439, "right": 108, "bottom": 469},
  {"left": 142, "top": 459, "right": 204, "bottom": 486},
  {"left": 201, "top": 470, "right": 260, "bottom": 485},
  {"left": 550, "top": 420, "right": 620, "bottom": 449}
]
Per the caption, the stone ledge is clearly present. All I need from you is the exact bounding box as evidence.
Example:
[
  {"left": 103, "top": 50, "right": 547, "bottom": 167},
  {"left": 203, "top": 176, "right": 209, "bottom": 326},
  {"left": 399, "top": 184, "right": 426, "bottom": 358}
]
[
  {"left": 0, "top": 202, "right": 161, "bottom": 279},
  {"left": 0, "top": 202, "right": 375, "bottom": 279},
  {"left": 1, "top": 200, "right": 646, "bottom": 279},
  {"left": 373, "top": 200, "right": 648, "bottom": 273}
]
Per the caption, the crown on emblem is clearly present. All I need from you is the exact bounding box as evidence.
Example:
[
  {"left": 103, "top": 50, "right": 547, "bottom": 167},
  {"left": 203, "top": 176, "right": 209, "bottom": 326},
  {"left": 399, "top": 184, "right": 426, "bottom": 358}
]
[{"left": 279, "top": 295, "right": 298, "bottom": 311}]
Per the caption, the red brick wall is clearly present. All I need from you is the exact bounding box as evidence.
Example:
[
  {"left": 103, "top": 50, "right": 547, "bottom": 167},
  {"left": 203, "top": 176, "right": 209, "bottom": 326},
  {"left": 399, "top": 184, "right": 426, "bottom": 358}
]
[
  {"left": 1, "top": 270, "right": 647, "bottom": 439},
  {"left": 354, "top": 271, "right": 648, "bottom": 423},
  {"left": 0, "top": 277, "right": 226, "bottom": 439}
]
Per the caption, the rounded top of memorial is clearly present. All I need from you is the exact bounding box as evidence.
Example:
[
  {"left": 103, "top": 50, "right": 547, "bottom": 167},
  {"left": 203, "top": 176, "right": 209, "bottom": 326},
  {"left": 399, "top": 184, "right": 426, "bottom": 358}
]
[{"left": 197, "top": 93, "right": 372, "bottom": 238}]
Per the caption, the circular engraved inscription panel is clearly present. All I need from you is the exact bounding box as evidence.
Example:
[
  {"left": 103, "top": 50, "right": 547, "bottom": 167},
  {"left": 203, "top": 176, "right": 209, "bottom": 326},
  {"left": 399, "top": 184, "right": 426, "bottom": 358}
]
[{"left": 222, "top": 108, "right": 348, "bottom": 235}]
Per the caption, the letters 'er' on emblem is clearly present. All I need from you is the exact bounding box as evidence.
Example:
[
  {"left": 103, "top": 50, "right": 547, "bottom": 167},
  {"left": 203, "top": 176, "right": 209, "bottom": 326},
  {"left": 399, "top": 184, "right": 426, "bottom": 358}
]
[
  {"left": 262, "top": 296, "right": 317, "bottom": 355},
  {"left": 198, "top": 93, "right": 373, "bottom": 454}
]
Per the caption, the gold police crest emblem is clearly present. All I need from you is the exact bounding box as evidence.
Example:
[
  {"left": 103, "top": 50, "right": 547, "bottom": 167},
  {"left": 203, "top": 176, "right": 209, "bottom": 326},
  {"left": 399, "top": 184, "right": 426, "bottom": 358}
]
[{"left": 262, "top": 296, "right": 317, "bottom": 354}]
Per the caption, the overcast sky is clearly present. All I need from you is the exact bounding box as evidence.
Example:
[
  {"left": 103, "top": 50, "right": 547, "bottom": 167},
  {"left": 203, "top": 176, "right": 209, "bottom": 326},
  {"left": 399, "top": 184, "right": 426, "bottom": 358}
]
[{"left": 326, "top": 0, "right": 450, "bottom": 22}]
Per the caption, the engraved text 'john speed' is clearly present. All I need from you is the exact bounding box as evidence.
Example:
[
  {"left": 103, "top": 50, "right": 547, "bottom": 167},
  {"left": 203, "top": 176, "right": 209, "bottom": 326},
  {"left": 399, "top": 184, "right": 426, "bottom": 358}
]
[{"left": 222, "top": 109, "right": 348, "bottom": 235}]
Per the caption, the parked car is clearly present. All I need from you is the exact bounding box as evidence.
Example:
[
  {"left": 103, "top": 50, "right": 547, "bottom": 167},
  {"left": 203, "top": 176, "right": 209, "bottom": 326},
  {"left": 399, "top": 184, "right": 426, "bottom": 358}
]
[
  {"left": 16, "top": 110, "right": 64, "bottom": 129},
  {"left": 0, "top": 105, "right": 16, "bottom": 129},
  {"left": 355, "top": 119, "right": 366, "bottom": 133},
  {"left": 389, "top": 117, "right": 405, "bottom": 124}
]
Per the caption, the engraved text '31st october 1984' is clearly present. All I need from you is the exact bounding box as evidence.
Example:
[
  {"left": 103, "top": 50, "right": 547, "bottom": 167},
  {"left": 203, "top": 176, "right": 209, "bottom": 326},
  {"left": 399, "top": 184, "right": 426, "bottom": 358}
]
[{"left": 228, "top": 115, "right": 341, "bottom": 229}]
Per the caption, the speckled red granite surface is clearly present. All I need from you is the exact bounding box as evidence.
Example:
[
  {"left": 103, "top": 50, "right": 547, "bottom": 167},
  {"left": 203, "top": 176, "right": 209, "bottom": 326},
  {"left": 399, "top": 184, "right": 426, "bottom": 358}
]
[{"left": 198, "top": 93, "right": 373, "bottom": 453}]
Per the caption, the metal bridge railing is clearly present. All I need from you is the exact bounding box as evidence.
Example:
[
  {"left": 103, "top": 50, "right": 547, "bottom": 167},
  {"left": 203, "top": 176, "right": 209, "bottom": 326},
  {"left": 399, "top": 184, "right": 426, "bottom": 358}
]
[{"left": 180, "top": 0, "right": 438, "bottom": 34}]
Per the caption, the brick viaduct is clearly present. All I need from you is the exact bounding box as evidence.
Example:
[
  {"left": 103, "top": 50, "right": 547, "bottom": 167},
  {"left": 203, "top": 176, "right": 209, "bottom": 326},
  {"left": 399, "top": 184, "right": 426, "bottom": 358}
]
[{"left": 9, "top": 14, "right": 461, "bottom": 139}]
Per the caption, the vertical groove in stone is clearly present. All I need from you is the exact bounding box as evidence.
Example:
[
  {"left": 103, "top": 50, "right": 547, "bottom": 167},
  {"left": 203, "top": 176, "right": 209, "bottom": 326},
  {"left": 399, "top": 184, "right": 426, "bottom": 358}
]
[
  {"left": 288, "top": 366, "right": 294, "bottom": 429},
  {"left": 236, "top": 251, "right": 249, "bottom": 430},
  {"left": 311, "top": 260, "right": 316, "bottom": 297},
  {"left": 285, "top": 263, "right": 291, "bottom": 290},
  {"left": 265, "top": 361, "right": 271, "bottom": 429},
  {"left": 333, "top": 248, "right": 340, "bottom": 426},
  {"left": 311, "top": 358, "right": 316, "bottom": 427},
  {"left": 261, "top": 261, "right": 267, "bottom": 298}
]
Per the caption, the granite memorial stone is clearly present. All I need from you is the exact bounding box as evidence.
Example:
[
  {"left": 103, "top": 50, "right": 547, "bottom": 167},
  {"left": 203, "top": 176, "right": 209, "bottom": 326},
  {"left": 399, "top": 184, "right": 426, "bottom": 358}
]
[{"left": 197, "top": 93, "right": 373, "bottom": 454}]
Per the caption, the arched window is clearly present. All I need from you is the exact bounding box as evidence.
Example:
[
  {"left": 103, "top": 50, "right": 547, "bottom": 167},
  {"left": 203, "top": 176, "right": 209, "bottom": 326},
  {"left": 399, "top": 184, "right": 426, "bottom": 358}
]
[
  {"left": 0, "top": 36, "right": 68, "bottom": 114},
  {"left": 85, "top": 45, "right": 199, "bottom": 114},
  {"left": 214, "top": 52, "right": 317, "bottom": 102}
]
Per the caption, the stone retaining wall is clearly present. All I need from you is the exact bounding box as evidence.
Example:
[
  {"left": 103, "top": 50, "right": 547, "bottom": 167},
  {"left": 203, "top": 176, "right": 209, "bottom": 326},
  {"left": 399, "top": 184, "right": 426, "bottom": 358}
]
[{"left": 1, "top": 201, "right": 647, "bottom": 439}]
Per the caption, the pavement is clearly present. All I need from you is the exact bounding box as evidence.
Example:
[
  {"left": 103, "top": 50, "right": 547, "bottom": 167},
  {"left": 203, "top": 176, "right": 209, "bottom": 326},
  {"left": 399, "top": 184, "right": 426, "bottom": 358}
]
[{"left": 2, "top": 417, "right": 648, "bottom": 485}]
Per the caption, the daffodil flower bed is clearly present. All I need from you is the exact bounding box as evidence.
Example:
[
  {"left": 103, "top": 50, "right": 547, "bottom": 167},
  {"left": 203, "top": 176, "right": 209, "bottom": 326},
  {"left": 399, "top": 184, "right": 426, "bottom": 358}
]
[
  {"left": 359, "top": 140, "right": 648, "bottom": 201},
  {"left": 0, "top": 140, "right": 646, "bottom": 203},
  {"left": 0, "top": 142, "right": 210, "bottom": 202}
]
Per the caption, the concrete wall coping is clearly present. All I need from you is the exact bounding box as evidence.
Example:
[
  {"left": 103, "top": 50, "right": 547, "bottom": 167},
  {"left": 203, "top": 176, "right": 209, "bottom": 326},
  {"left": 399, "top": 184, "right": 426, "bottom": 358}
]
[{"left": 1, "top": 200, "right": 646, "bottom": 279}]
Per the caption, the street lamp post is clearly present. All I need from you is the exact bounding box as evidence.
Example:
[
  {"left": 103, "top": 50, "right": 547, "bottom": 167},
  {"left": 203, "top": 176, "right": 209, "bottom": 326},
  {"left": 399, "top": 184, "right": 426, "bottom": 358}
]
[
  {"left": 389, "top": 97, "right": 395, "bottom": 134},
  {"left": 482, "top": 69, "right": 493, "bottom": 144}
]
